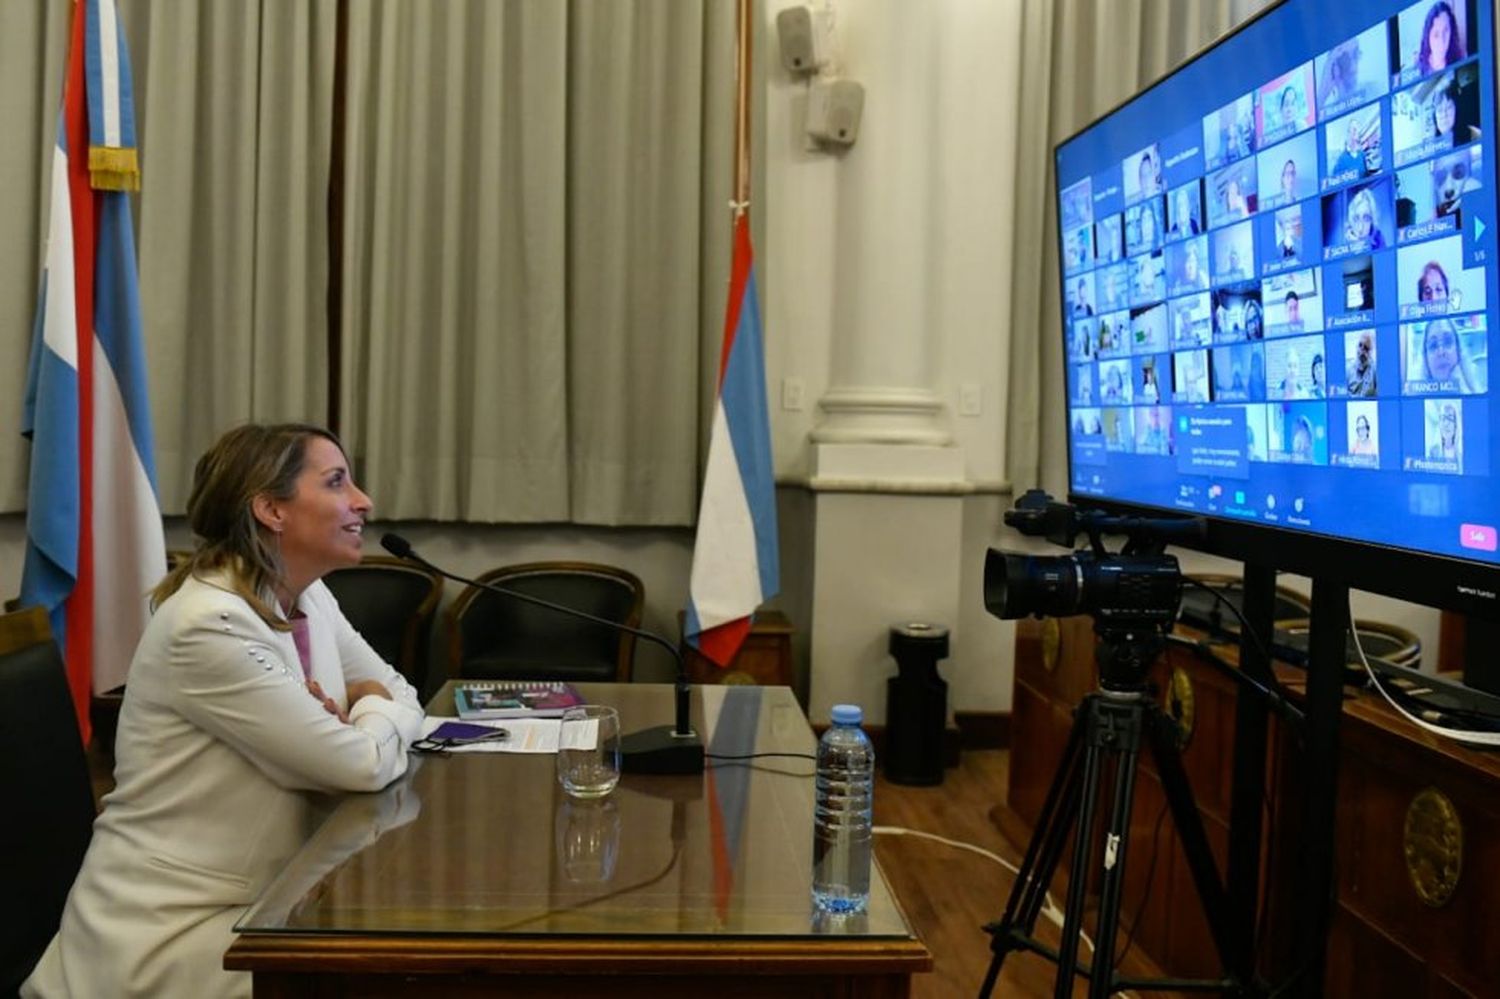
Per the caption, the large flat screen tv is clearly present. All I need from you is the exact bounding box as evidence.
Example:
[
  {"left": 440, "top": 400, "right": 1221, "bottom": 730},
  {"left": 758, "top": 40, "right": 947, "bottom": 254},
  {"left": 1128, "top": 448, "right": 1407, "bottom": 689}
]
[{"left": 1055, "top": 0, "right": 1500, "bottom": 617}]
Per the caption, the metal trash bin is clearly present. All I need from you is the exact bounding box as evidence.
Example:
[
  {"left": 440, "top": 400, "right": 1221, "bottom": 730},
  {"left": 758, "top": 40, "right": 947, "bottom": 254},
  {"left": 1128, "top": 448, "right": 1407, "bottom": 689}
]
[{"left": 884, "top": 622, "right": 949, "bottom": 786}]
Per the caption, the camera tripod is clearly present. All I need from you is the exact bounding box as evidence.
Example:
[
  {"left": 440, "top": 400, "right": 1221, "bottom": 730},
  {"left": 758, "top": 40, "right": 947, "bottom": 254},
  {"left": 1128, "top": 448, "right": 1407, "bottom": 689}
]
[{"left": 979, "top": 622, "right": 1250, "bottom": 998}]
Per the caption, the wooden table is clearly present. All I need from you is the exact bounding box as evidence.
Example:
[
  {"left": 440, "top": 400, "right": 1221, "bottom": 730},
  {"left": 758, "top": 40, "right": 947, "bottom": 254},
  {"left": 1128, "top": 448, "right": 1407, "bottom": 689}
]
[{"left": 226, "top": 683, "right": 930, "bottom": 997}]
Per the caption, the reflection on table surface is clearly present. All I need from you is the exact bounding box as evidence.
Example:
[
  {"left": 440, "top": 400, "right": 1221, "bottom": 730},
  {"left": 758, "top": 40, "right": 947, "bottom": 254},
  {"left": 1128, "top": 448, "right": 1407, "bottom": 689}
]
[{"left": 237, "top": 683, "right": 913, "bottom": 940}]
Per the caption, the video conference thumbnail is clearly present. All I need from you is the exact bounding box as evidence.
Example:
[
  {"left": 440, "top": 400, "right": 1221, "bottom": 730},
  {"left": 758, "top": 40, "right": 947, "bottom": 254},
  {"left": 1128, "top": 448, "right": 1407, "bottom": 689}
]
[
  {"left": 1096, "top": 213, "right": 1125, "bottom": 263},
  {"left": 1211, "top": 342, "right": 1266, "bottom": 401},
  {"left": 1204, "top": 93, "right": 1258, "bottom": 171},
  {"left": 1322, "top": 177, "right": 1397, "bottom": 257},
  {"left": 1212, "top": 281, "right": 1263, "bottom": 342},
  {"left": 1393, "top": 0, "right": 1478, "bottom": 86},
  {"left": 1212, "top": 220, "right": 1256, "bottom": 283},
  {"left": 1336, "top": 399, "right": 1382, "bottom": 466},
  {"left": 1097, "top": 311, "right": 1128, "bottom": 357},
  {"left": 1403, "top": 397, "right": 1471, "bottom": 473},
  {"left": 1268, "top": 399, "right": 1330, "bottom": 463},
  {"left": 1256, "top": 62, "right": 1317, "bottom": 149},
  {"left": 1259, "top": 201, "right": 1324, "bottom": 274},
  {"left": 1262, "top": 266, "right": 1324, "bottom": 335},
  {"left": 1166, "top": 236, "right": 1210, "bottom": 296},
  {"left": 1126, "top": 198, "right": 1166, "bottom": 257},
  {"left": 1126, "top": 145, "right": 1166, "bottom": 205},
  {"left": 1315, "top": 22, "right": 1392, "bottom": 119},
  {"left": 1131, "top": 251, "right": 1167, "bottom": 305},
  {"left": 1258, "top": 131, "right": 1319, "bottom": 210},
  {"left": 1136, "top": 354, "right": 1169, "bottom": 403},
  {"left": 1167, "top": 180, "right": 1205, "bottom": 239},
  {"left": 1391, "top": 62, "right": 1483, "bottom": 168},
  {"left": 1395, "top": 144, "right": 1483, "bottom": 239},
  {"left": 1265, "top": 334, "right": 1331, "bottom": 400},
  {"left": 1130, "top": 303, "right": 1170, "bottom": 353},
  {"left": 1322, "top": 103, "right": 1384, "bottom": 190},
  {"left": 1401, "top": 312, "right": 1490, "bottom": 392},
  {"left": 1342, "top": 328, "right": 1380, "bottom": 396},
  {"left": 1396, "top": 233, "right": 1487, "bottom": 317},
  {"left": 1207, "top": 158, "right": 1259, "bottom": 230},
  {"left": 1098, "top": 262, "right": 1130, "bottom": 312},
  {"left": 1173, "top": 348, "right": 1211, "bottom": 403},
  {"left": 1134, "top": 405, "right": 1175, "bottom": 454}
]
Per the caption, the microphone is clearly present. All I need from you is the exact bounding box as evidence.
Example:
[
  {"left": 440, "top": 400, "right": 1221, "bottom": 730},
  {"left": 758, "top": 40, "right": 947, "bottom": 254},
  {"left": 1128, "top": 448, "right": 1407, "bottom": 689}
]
[{"left": 380, "top": 533, "right": 704, "bottom": 775}]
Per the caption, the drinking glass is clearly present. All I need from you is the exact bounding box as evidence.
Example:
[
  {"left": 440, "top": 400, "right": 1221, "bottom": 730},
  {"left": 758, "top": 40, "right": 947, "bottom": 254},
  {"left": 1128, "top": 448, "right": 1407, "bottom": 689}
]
[{"left": 556, "top": 704, "right": 621, "bottom": 798}]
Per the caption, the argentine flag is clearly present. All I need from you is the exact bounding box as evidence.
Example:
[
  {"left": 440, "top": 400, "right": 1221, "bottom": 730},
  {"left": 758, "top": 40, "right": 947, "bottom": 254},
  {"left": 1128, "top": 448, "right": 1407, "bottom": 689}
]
[
  {"left": 22, "top": 0, "right": 165, "bottom": 743},
  {"left": 684, "top": 213, "right": 780, "bottom": 666}
]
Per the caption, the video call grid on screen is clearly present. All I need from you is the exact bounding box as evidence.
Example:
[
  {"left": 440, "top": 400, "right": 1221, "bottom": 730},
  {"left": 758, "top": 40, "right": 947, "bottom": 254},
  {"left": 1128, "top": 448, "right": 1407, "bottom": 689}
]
[{"left": 1055, "top": 0, "right": 1500, "bottom": 565}]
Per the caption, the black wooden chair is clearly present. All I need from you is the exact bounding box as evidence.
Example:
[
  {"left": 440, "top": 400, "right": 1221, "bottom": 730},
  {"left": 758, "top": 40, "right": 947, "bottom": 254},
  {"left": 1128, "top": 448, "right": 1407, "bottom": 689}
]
[
  {"left": 323, "top": 555, "right": 444, "bottom": 694},
  {"left": 0, "top": 606, "right": 96, "bottom": 995},
  {"left": 445, "top": 562, "right": 645, "bottom": 684}
]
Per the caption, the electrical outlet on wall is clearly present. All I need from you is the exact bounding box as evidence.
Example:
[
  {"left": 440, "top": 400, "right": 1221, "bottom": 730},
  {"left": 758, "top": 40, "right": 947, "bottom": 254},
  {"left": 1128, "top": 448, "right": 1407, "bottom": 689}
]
[
  {"left": 782, "top": 377, "right": 806, "bottom": 411},
  {"left": 959, "top": 382, "right": 982, "bottom": 417}
]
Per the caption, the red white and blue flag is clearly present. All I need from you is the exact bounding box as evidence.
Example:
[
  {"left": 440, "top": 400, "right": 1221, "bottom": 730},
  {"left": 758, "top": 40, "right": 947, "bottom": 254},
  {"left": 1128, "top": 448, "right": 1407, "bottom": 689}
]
[
  {"left": 684, "top": 212, "right": 780, "bottom": 666},
  {"left": 22, "top": 0, "right": 164, "bottom": 743}
]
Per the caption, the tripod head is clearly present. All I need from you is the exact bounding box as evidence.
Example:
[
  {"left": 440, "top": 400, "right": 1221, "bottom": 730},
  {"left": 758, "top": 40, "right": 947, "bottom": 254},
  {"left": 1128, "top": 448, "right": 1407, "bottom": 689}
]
[{"left": 985, "top": 490, "right": 1201, "bottom": 691}]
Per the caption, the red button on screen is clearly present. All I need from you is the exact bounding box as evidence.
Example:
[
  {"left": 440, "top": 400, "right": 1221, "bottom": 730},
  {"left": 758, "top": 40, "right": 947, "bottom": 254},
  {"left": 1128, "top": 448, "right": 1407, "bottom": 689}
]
[{"left": 1460, "top": 524, "right": 1497, "bottom": 552}]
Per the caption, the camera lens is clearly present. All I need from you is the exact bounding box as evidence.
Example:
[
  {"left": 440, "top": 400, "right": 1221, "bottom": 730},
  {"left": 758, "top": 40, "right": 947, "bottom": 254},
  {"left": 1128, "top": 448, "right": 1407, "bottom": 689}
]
[
  {"left": 985, "top": 548, "right": 1183, "bottom": 623},
  {"left": 984, "top": 550, "right": 1085, "bottom": 620}
]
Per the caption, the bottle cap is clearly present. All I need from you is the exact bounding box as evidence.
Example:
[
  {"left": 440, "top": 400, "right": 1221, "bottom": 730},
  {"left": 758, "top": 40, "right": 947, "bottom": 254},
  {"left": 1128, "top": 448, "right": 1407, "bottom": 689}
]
[{"left": 831, "top": 704, "right": 862, "bottom": 725}]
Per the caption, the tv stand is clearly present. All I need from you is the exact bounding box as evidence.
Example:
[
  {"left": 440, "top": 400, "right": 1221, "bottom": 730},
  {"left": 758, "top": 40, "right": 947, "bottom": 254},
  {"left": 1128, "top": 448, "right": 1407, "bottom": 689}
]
[
  {"left": 1210, "top": 565, "right": 1346, "bottom": 997},
  {"left": 1286, "top": 577, "right": 1349, "bottom": 997}
]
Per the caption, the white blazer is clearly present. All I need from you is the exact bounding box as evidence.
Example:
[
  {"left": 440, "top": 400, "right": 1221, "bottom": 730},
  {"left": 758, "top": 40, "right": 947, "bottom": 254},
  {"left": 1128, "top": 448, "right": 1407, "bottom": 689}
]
[{"left": 23, "top": 573, "right": 425, "bottom": 999}]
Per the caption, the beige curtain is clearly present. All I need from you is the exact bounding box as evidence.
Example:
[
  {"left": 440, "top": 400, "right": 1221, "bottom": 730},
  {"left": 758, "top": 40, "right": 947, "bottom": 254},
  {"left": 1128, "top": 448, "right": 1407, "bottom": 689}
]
[
  {"left": 1004, "top": 0, "right": 1252, "bottom": 494},
  {"left": 135, "top": 1, "right": 336, "bottom": 508},
  {"left": 0, "top": 3, "right": 72, "bottom": 512},
  {"left": 0, "top": 1, "right": 335, "bottom": 514},
  {"left": 341, "top": 0, "right": 735, "bottom": 525}
]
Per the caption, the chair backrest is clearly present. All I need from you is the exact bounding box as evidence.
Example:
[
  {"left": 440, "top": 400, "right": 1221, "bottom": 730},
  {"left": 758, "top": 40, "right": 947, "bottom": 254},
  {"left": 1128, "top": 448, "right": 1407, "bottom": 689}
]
[
  {"left": 446, "top": 562, "right": 646, "bottom": 684},
  {"left": 0, "top": 606, "right": 96, "bottom": 994},
  {"left": 323, "top": 556, "right": 444, "bottom": 692}
]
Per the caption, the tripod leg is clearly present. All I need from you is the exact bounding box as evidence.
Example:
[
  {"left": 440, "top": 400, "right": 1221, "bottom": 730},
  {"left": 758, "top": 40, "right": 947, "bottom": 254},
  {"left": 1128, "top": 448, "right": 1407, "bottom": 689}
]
[
  {"left": 1053, "top": 703, "right": 1109, "bottom": 999},
  {"left": 1088, "top": 704, "right": 1145, "bottom": 999},
  {"left": 980, "top": 697, "right": 1091, "bottom": 998}
]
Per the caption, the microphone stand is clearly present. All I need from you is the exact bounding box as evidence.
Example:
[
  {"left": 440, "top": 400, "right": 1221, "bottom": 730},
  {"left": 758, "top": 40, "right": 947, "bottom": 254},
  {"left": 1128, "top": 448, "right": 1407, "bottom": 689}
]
[{"left": 380, "top": 534, "right": 704, "bottom": 775}]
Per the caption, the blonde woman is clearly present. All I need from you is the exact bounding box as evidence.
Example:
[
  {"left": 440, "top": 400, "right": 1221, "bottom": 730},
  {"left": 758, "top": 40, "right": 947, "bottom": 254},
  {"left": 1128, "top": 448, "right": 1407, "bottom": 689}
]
[{"left": 25, "top": 424, "right": 424, "bottom": 999}]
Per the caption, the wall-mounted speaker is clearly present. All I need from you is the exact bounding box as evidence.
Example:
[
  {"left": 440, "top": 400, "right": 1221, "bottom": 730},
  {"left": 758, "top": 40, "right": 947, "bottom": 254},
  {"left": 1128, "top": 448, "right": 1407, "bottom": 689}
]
[
  {"left": 776, "top": 5, "right": 828, "bottom": 75},
  {"left": 806, "top": 78, "right": 864, "bottom": 147}
]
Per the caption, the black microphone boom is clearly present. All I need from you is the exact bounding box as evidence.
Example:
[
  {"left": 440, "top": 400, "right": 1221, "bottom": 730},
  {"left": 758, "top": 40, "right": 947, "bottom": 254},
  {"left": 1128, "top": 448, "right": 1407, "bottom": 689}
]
[{"left": 380, "top": 533, "right": 704, "bottom": 775}]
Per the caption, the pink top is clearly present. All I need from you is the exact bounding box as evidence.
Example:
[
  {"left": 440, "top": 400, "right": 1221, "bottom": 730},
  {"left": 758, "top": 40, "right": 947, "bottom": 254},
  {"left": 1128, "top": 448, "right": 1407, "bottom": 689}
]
[{"left": 290, "top": 614, "right": 313, "bottom": 679}]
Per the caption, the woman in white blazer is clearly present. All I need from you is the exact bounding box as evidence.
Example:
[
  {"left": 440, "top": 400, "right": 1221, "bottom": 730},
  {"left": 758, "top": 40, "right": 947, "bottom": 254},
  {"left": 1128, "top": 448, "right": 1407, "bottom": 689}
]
[{"left": 24, "top": 424, "right": 426, "bottom": 999}]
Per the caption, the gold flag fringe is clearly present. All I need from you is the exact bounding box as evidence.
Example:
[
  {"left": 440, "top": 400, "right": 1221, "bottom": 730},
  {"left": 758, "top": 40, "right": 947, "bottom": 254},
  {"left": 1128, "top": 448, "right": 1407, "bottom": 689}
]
[{"left": 89, "top": 145, "right": 140, "bottom": 192}]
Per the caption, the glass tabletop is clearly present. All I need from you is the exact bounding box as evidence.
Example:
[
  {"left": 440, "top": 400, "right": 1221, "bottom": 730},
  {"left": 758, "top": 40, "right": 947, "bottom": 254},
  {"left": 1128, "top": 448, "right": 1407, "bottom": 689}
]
[{"left": 237, "top": 683, "right": 913, "bottom": 940}]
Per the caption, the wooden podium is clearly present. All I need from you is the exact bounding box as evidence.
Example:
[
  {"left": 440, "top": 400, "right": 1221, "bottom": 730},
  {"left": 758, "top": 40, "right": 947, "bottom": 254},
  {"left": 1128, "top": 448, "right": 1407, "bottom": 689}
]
[{"left": 1000, "top": 614, "right": 1500, "bottom": 994}]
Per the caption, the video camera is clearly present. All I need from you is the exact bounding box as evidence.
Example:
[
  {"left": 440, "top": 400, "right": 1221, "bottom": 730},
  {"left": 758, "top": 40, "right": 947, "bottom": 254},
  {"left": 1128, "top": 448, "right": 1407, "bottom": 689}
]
[{"left": 985, "top": 490, "right": 1202, "bottom": 688}]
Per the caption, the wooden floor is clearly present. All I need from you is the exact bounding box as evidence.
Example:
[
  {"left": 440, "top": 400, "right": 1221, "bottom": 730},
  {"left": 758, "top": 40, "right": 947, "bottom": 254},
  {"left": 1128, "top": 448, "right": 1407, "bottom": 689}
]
[{"left": 874, "top": 750, "right": 1181, "bottom": 999}]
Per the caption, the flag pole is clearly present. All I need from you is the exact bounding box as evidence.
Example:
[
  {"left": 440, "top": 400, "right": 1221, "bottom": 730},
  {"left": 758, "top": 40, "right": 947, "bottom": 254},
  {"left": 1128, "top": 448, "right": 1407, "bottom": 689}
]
[{"left": 734, "top": 0, "right": 752, "bottom": 215}]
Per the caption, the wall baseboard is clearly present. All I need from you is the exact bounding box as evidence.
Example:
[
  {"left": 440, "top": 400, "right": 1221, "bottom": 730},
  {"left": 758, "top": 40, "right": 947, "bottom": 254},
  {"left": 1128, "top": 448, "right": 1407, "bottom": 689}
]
[
  {"left": 954, "top": 711, "right": 1011, "bottom": 750},
  {"left": 815, "top": 710, "right": 1012, "bottom": 771}
]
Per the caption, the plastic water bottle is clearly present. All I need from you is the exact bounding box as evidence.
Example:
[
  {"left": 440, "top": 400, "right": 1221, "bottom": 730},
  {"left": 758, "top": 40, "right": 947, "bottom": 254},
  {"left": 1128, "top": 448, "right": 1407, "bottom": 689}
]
[{"left": 812, "top": 703, "right": 874, "bottom": 914}]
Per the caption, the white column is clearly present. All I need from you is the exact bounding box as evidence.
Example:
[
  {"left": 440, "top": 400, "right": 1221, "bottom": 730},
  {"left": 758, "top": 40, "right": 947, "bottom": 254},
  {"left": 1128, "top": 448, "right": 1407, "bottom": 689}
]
[
  {"left": 811, "top": 0, "right": 952, "bottom": 448},
  {"left": 801, "top": 0, "right": 968, "bottom": 723}
]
